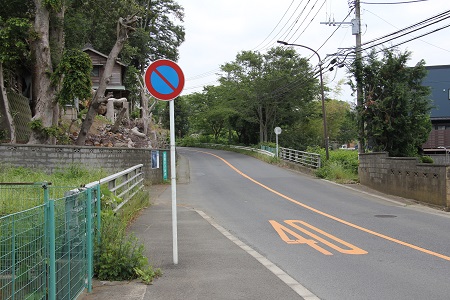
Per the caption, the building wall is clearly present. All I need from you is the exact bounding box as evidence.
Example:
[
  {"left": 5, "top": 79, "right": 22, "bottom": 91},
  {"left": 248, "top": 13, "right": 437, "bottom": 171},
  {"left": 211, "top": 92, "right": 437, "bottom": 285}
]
[
  {"left": 359, "top": 152, "right": 449, "bottom": 209},
  {"left": 423, "top": 128, "right": 450, "bottom": 149},
  {"left": 84, "top": 50, "right": 123, "bottom": 88},
  {"left": 421, "top": 65, "right": 450, "bottom": 149},
  {"left": 0, "top": 144, "right": 170, "bottom": 184},
  {"left": 424, "top": 65, "right": 450, "bottom": 119}
]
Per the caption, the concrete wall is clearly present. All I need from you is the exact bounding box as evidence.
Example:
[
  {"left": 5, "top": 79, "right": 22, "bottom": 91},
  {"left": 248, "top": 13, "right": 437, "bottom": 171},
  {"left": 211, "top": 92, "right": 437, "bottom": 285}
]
[
  {"left": 0, "top": 144, "right": 170, "bottom": 184},
  {"left": 359, "top": 152, "right": 449, "bottom": 209}
]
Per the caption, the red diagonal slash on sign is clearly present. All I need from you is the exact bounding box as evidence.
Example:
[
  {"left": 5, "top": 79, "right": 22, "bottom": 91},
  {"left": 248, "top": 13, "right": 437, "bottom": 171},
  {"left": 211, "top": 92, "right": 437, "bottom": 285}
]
[
  {"left": 144, "top": 59, "right": 185, "bottom": 101},
  {"left": 154, "top": 67, "right": 177, "bottom": 91}
]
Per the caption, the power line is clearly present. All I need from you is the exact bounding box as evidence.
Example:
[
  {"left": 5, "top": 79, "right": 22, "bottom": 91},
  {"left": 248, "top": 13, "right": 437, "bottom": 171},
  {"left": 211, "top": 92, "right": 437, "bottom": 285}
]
[
  {"left": 186, "top": 69, "right": 221, "bottom": 81},
  {"left": 359, "top": 10, "right": 450, "bottom": 48},
  {"left": 324, "top": 9, "right": 450, "bottom": 70},
  {"left": 371, "top": 22, "right": 450, "bottom": 54},
  {"left": 185, "top": 0, "right": 318, "bottom": 88},
  {"left": 252, "top": 0, "right": 296, "bottom": 51},
  {"left": 364, "top": 8, "right": 450, "bottom": 53},
  {"left": 256, "top": 0, "right": 307, "bottom": 51},
  {"left": 359, "top": 11, "right": 450, "bottom": 52},
  {"left": 280, "top": 0, "right": 315, "bottom": 42},
  {"left": 361, "top": 0, "right": 429, "bottom": 4},
  {"left": 291, "top": 0, "right": 327, "bottom": 43},
  {"left": 316, "top": 8, "right": 355, "bottom": 53}
]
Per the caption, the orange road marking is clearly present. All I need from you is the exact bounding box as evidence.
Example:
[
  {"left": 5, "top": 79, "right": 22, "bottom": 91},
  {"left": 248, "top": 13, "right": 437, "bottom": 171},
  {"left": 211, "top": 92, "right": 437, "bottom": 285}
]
[
  {"left": 285, "top": 220, "right": 367, "bottom": 255},
  {"left": 193, "top": 150, "right": 450, "bottom": 261},
  {"left": 269, "top": 220, "right": 333, "bottom": 255}
]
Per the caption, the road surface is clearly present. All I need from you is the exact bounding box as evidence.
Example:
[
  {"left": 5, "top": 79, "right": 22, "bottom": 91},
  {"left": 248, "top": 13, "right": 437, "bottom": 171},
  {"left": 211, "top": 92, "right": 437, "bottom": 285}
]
[{"left": 175, "top": 148, "right": 450, "bottom": 300}]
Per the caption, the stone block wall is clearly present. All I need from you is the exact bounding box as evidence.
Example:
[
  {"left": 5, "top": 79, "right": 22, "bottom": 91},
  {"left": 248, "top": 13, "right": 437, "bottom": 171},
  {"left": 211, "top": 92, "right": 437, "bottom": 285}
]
[
  {"left": 359, "top": 152, "right": 449, "bottom": 209},
  {"left": 0, "top": 144, "right": 170, "bottom": 184}
]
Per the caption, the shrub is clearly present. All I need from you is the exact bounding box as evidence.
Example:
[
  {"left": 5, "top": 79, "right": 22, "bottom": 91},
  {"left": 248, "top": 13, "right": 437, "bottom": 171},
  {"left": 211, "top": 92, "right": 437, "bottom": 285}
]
[
  {"left": 420, "top": 156, "right": 433, "bottom": 163},
  {"left": 94, "top": 209, "right": 161, "bottom": 283},
  {"left": 177, "top": 135, "right": 201, "bottom": 147},
  {"left": 309, "top": 146, "right": 359, "bottom": 183},
  {"left": 94, "top": 187, "right": 160, "bottom": 283}
]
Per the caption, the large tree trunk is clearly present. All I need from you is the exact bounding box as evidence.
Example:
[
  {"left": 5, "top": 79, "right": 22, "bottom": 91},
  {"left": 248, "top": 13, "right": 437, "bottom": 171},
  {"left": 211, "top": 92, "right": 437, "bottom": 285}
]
[
  {"left": 49, "top": 4, "right": 66, "bottom": 144},
  {"left": 28, "top": 0, "right": 57, "bottom": 144},
  {"left": 0, "top": 63, "right": 17, "bottom": 143},
  {"left": 258, "top": 105, "right": 263, "bottom": 144},
  {"left": 76, "top": 15, "right": 139, "bottom": 145},
  {"left": 137, "top": 74, "right": 150, "bottom": 135}
]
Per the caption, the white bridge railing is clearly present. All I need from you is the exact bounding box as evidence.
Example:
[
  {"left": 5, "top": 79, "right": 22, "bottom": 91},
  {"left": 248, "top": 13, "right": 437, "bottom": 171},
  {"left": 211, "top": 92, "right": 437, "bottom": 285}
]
[
  {"left": 85, "top": 164, "right": 144, "bottom": 212},
  {"left": 202, "top": 143, "right": 321, "bottom": 169},
  {"left": 279, "top": 147, "right": 321, "bottom": 169}
]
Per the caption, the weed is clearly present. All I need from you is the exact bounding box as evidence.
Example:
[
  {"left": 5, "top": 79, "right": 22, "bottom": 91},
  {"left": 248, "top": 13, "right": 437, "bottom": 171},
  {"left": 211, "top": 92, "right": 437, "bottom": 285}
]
[{"left": 134, "top": 266, "right": 162, "bottom": 284}]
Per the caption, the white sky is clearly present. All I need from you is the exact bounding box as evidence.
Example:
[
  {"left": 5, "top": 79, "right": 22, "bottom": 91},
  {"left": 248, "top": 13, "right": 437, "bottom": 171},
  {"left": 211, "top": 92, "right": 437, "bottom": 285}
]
[{"left": 177, "top": 0, "right": 450, "bottom": 102}]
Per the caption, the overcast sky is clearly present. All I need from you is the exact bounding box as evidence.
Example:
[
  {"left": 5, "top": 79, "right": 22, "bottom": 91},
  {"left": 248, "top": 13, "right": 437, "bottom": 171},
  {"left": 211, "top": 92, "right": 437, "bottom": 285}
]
[{"left": 177, "top": 0, "right": 450, "bottom": 101}]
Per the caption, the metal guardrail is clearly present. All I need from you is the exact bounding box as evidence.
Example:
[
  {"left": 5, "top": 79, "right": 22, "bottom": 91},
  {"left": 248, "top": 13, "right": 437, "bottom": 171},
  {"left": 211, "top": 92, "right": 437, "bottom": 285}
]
[
  {"left": 279, "top": 147, "right": 321, "bottom": 169},
  {"left": 230, "top": 145, "right": 275, "bottom": 157},
  {"left": 200, "top": 143, "right": 320, "bottom": 169},
  {"left": 203, "top": 144, "right": 276, "bottom": 157},
  {"left": 86, "top": 164, "right": 144, "bottom": 213}
]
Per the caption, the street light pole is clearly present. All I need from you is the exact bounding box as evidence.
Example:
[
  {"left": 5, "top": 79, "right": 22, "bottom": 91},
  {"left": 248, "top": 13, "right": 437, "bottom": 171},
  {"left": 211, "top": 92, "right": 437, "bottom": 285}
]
[{"left": 277, "top": 40, "right": 329, "bottom": 160}]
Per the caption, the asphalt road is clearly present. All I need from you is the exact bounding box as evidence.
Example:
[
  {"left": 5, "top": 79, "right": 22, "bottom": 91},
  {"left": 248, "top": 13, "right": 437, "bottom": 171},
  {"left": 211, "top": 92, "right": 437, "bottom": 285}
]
[{"left": 175, "top": 147, "right": 450, "bottom": 300}]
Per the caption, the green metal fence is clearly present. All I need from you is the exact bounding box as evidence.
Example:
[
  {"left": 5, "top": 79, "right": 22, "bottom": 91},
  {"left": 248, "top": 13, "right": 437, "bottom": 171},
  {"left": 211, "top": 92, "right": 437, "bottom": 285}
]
[{"left": 0, "top": 183, "right": 100, "bottom": 300}]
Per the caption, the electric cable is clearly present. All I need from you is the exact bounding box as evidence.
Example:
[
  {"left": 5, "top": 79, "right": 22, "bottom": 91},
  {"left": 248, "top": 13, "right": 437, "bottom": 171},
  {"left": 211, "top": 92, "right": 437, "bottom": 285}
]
[
  {"left": 361, "top": 0, "right": 430, "bottom": 4},
  {"left": 252, "top": 0, "right": 296, "bottom": 51},
  {"left": 291, "top": 0, "right": 328, "bottom": 43}
]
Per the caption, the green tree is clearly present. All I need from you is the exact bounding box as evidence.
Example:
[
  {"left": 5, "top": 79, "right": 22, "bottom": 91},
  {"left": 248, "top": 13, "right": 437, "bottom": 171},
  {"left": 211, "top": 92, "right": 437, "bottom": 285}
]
[
  {"left": 350, "top": 49, "right": 431, "bottom": 156},
  {"left": 28, "top": 0, "right": 63, "bottom": 144},
  {"left": 220, "top": 47, "right": 319, "bottom": 144},
  {"left": 65, "top": 0, "right": 185, "bottom": 117},
  {"left": 181, "top": 86, "right": 237, "bottom": 142},
  {"left": 0, "top": 0, "right": 185, "bottom": 145},
  {"left": 51, "top": 49, "right": 92, "bottom": 106},
  {"left": 0, "top": 16, "right": 31, "bottom": 143},
  {"left": 326, "top": 100, "right": 357, "bottom": 145}
]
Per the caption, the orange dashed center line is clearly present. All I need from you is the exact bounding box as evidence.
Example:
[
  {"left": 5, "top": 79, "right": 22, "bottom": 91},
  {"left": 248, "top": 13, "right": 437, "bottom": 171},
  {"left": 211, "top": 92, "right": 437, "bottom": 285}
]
[{"left": 193, "top": 149, "right": 450, "bottom": 261}]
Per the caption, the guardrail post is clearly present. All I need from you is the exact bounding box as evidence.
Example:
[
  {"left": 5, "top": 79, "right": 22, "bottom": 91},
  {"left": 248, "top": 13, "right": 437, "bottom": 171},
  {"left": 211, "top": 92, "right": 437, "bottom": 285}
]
[
  {"left": 11, "top": 215, "right": 16, "bottom": 299},
  {"left": 86, "top": 188, "right": 93, "bottom": 292},
  {"left": 96, "top": 184, "right": 101, "bottom": 245},
  {"left": 47, "top": 197, "right": 56, "bottom": 300}
]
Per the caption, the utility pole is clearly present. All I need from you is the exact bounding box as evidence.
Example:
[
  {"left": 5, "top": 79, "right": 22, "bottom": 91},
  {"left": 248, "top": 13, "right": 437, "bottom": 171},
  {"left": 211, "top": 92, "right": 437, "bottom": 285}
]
[
  {"left": 321, "top": 0, "right": 363, "bottom": 153},
  {"left": 354, "top": 0, "right": 364, "bottom": 154}
]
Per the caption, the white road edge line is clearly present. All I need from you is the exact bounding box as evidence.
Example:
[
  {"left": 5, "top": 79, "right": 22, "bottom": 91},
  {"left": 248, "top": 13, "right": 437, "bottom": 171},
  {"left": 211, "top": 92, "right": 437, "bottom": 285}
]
[{"left": 196, "top": 209, "right": 321, "bottom": 300}]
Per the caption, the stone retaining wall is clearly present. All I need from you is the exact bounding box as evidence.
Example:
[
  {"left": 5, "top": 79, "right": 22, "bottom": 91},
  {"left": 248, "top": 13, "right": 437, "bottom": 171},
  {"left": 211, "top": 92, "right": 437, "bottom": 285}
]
[
  {"left": 0, "top": 144, "right": 169, "bottom": 184},
  {"left": 359, "top": 152, "right": 449, "bottom": 209}
]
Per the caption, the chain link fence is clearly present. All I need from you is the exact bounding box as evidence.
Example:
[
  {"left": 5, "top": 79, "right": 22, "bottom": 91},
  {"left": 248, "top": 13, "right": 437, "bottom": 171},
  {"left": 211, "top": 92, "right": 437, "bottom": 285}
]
[{"left": 0, "top": 183, "right": 100, "bottom": 300}]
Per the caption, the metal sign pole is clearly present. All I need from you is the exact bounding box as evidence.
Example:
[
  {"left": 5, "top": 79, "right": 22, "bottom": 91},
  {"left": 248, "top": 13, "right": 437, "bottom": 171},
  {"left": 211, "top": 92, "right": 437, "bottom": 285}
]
[
  {"left": 170, "top": 100, "right": 178, "bottom": 265},
  {"left": 276, "top": 134, "right": 279, "bottom": 158},
  {"left": 274, "top": 127, "right": 282, "bottom": 158},
  {"left": 144, "top": 59, "right": 184, "bottom": 265}
]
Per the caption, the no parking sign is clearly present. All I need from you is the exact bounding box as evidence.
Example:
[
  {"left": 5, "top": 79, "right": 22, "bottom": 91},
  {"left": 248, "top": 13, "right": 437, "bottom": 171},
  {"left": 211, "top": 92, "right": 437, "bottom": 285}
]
[
  {"left": 144, "top": 59, "right": 185, "bottom": 101},
  {"left": 144, "top": 59, "right": 184, "bottom": 265}
]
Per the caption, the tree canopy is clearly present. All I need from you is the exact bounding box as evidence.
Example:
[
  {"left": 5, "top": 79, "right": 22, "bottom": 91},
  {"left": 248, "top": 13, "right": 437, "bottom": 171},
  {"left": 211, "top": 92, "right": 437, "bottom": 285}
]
[
  {"left": 350, "top": 49, "right": 432, "bottom": 156},
  {"left": 0, "top": 0, "right": 185, "bottom": 144},
  {"left": 217, "top": 47, "right": 320, "bottom": 144}
]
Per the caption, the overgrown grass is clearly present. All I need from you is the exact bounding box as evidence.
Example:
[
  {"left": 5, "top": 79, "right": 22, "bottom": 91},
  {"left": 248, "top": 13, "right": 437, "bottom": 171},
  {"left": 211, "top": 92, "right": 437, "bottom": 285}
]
[
  {"left": 308, "top": 147, "right": 359, "bottom": 183},
  {"left": 0, "top": 163, "right": 107, "bottom": 186},
  {"left": 94, "top": 187, "right": 161, "bottom": 283}
]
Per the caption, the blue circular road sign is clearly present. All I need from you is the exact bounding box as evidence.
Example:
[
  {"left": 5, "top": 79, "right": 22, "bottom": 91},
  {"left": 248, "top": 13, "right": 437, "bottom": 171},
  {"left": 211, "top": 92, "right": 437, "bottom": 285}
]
[{"left": 144, "top": 59, "right": 185, "bottom": 101}]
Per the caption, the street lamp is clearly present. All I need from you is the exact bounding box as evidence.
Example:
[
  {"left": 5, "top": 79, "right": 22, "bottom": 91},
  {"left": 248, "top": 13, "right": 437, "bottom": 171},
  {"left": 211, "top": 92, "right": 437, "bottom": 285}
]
[{"left": 277, "top": 40, "right": 329, "bottom": 160}]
